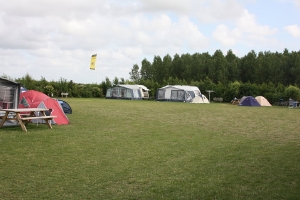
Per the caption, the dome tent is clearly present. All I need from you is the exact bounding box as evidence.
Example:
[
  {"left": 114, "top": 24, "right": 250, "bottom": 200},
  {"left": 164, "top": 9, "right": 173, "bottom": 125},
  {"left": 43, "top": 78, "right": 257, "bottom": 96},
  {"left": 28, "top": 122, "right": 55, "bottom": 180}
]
[
  {"left": 239, "top": 96, "right": 261, "bottom": 107},
  {"left": 19, "top": 90, "right": 69, "bottom": 125},
  {"left": 255, "top": 96, "right": 272, "bottom": 106}
]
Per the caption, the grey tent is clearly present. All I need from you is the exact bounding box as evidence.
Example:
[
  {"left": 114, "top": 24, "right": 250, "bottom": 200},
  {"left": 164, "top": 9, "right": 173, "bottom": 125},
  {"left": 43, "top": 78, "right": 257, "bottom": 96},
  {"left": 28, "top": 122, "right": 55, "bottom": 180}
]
[
  {"left": 156, "top": 85, "right": 209, "bottom": 103},
  {"left": 106, "top": 84, "right": 150, "bottom": 100}
]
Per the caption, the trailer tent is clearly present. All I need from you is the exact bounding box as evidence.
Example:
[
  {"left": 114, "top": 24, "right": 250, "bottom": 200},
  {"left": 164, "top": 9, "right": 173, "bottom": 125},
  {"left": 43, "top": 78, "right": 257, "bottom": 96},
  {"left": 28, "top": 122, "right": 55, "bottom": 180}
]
[
  {"left": 156, "top": 85, "right": 209, "bottom": 103},
  {"left": 106, "top": 84, "right": 150, "bottom": 100},
  {"left": 19, "top": 90, "right": 70, "bottom": 125}
]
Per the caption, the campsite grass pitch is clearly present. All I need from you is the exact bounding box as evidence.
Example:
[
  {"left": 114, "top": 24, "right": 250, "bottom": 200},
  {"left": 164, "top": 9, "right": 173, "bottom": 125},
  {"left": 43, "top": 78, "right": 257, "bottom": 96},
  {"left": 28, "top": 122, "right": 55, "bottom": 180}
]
[{"left": 1, "top": 98, "right": 300, "bottom": 199}]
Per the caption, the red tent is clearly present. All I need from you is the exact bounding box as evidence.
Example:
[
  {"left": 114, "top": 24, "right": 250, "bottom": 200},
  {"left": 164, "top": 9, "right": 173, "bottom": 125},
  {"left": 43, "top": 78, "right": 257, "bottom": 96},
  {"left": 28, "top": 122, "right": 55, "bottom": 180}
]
[{"left": 19, "top": 90, "right": 70, "bottom": 125}]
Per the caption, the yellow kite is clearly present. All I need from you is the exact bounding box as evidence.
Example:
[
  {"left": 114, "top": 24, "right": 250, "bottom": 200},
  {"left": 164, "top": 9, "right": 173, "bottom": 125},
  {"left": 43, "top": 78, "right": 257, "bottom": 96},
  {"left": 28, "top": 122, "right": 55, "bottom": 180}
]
[{"left": 90, "top": 54, "right": 97, "bottom": 70}]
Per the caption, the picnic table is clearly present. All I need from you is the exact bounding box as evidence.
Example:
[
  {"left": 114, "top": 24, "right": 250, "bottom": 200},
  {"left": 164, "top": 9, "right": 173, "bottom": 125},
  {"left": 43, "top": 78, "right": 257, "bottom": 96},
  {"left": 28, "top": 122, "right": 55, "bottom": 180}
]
[{"left": 0, "top": 108, "right": 56, "bottom": 132}]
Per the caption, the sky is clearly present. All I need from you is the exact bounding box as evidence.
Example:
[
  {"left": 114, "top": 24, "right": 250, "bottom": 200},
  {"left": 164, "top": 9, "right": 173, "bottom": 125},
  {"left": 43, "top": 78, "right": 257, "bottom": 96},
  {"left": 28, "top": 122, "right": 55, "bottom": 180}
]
[{"left": 0, "top": 0, "right": 299, "bottom": 84}]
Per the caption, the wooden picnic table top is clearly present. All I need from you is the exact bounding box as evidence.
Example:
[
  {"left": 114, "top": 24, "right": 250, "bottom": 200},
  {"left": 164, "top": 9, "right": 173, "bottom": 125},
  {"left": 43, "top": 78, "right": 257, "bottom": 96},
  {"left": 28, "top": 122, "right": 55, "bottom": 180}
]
[
  {"left": 0, "top": 108, "right": 49, "bottom": 113},
  {"left": 0, "top": 108, "right": 54, "bottom": 131}
]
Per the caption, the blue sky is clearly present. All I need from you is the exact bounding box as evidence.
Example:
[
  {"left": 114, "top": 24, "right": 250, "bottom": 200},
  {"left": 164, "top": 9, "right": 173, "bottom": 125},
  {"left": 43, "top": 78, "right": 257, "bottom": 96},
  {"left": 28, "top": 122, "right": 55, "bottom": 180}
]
[{"left": 0, "top": 0, "right": 299, "bottom": 84}]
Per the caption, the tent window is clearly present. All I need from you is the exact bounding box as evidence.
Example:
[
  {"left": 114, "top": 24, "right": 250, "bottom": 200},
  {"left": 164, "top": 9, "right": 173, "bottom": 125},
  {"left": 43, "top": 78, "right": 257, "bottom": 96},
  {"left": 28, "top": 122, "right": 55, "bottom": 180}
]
[
  {"left": 112, "top": 88, "right": 118, "bottom": 97},
  {"left": 20, "top": 97, "right": 29, "bottom": 107},
  {"left": 126, "top": 89, "right": 132, "bottom": 98},
  {"left": 157, "top": 89, "right": 165, "bottom": 99},
  {"left": 171, "top": 90, "right": 185, "bottom": 100},
  {"left": 133, "top": 89, "right": 140, "bottom": 98},
  {"left": 120, "top": 88, "right": 126, "bottom": 98},
  {"left": 0, "top": 85, "right": 15, "bottom": 109}
]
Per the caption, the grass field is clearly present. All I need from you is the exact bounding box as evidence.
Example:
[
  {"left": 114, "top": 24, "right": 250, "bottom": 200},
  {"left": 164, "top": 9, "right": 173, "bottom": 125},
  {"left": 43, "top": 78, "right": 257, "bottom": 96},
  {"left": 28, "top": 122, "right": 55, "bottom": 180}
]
[{"left": 1, "top": 98, "right": 300, "bottom": 199}]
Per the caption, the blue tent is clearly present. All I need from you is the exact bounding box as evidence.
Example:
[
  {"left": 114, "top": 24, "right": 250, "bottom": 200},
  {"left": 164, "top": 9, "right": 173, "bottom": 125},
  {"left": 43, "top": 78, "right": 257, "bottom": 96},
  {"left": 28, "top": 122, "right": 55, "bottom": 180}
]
[
  {"left": 57, "top": 99, "right": 72, "bottom": 114},
  {"left": 239, "top": 96, "right": 261, "bottom": 106},
  {"left": 20, "top": 87, "right": 28, "bottom": 93}
]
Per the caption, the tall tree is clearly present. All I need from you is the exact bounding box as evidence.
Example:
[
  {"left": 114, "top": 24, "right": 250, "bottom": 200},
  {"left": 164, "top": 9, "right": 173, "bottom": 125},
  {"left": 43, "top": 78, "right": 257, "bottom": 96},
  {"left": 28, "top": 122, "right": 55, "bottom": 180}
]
[
  {"left": 113, "top": 77, "right": 119, "bottom": 85},
  {"left": 181, "top": 53, "right": 193, "bottom": 83},
  {"left": 211, "top": 50, "right": 228, "bottom": 84},
  {"left": 225, "top": 50, "right": 240, "bottom": 82},
  {"left": 152, "top": 56, "right": 164, "bottom": 84},
  {"left": 171, "top": 54, "right": 183, "bottom": 80},
  {"left": 239, "top": 50, "right": 257, "bottom": 83},
  {"left": 129, "top": 64, "right": 140, "bottom": 83},
  {"left": 162, "top": 54, "right": 172, "bottom": 81},
  {"left": 140, "top": 58, "right": 152, "bottom": 80}
]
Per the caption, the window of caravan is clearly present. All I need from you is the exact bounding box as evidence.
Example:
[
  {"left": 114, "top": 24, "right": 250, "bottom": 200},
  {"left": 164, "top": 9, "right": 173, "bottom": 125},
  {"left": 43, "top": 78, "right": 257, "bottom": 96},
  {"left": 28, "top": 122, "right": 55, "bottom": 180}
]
[
  {"left": 194, "top": 90, "right": 200, "bottom": 96},
  {"left": 106, "top": 89, "right": 111, "bottom": 97},
  {"left": 157, "top": 89, "right": 165, "bottom": 99},
  {"left": 171, "top": 90, "right": 185, "bottom": 100},
  {"left": 188, "top": 91, "right": 195, "bottom": 98}
]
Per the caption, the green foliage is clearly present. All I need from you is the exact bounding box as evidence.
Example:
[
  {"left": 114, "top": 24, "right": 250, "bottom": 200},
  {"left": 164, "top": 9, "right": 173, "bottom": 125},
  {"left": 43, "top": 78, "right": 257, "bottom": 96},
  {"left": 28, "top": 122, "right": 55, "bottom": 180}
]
[
  {"left": 129, "top": 64, "right": 140, "bottom": 83},
  {"left": 284, "top": 85, "right": 300, "bottom": 101},
  {"left": 44, "top": 85, "right": 54, "bottom": 96}
]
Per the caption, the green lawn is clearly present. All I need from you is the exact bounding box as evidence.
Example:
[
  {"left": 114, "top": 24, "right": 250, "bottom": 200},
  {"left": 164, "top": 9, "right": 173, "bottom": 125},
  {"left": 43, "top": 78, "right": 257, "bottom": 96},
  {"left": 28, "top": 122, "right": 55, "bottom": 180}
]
[{"left": 1, "top": 99, "right": 300, "bottom": 199}]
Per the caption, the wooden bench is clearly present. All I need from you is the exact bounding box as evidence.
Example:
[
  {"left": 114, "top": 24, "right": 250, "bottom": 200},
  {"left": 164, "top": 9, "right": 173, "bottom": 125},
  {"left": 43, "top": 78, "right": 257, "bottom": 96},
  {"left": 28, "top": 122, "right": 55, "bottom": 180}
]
[
  {"left": 61, "top": 92, "right": 68, "bottom": 98},
  {"left": 213, "top": 97, "right": 223, "bottom": 103},
  {"left": 21, "top": 116, "right": 57, "bottom": 129},
  {"left": 21, "top": 116, "right": 56, "bottom": 121}
]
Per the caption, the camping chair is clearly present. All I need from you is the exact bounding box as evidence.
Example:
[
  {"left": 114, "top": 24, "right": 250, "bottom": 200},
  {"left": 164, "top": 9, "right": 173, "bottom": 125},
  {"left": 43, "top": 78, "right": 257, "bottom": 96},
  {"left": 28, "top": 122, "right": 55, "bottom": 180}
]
[{"left": 288, "top": 99, "right": 296, "bottom": 108}]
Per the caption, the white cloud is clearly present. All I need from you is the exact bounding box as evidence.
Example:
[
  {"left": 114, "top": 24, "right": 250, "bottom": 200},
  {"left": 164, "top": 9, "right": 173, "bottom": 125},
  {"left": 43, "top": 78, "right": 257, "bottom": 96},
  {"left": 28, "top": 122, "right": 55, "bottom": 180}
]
[
  {"left": 212, "top": 9, "right": 278, "bottom": 49},
  {"left": 293, "top": 0, "right": 300, "bottom": 7},
  {"left": 237, "top": 10, "right": 277, "bottom": 37},
  {"left": 284, "top": 24, "right": 300, "bottom": 38},
  {"left": 0, "top": 0, "right": 298, "bottom": 83},
  {"left": 213, "top": 25, "right": 242, "bottom": 46}
]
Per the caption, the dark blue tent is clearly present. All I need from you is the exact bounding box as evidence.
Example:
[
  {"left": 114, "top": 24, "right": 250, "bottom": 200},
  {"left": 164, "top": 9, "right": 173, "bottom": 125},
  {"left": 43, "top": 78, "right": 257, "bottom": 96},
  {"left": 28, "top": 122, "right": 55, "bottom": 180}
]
[
  {"left": 20, "top": 87, "right": 28, "bottom": 93},
  {"left": 239, "top": 96, "right": 261, "bottom": 106},
  {"left": 57, "top": 99, "right": 72, "bottom": 114}
]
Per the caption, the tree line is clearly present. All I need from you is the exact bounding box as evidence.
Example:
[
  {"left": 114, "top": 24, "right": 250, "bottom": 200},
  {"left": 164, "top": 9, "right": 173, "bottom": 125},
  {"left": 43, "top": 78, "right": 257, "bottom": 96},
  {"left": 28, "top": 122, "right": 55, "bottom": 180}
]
[
  {"left": 129, "top": 49, "right": 300, "bottom": 103},
  {"left": 2, "top": 48, "right": 300, "bottom": 103}
]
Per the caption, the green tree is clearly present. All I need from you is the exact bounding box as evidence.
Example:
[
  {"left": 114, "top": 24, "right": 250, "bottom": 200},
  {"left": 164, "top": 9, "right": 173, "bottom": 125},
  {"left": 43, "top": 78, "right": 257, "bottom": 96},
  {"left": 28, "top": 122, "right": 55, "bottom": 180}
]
[
  {"left": 225, "top": 50, "right": 240, "bottom": 82},
  {"left": 152, "top": 56, "right": 164, "bottom": 84},
  {"left": 113, "top": 77, "right": 119, "bottom": 85},
  {"left": 140, "top": 58, "right": 152, "bottom": 80},
  {"left": 129, "top": 64, "right": 140, "bottom": 83},
  {"left": 212, "top": 50, "right": 228, "bottom": 84},
  {"left": 285, "top": 85, "right": 300, "bottom": 101},
  {"left": 44, "top": 85, "right": 54, "bottom": 96},
  {"left": 239, "top": 50, "right": 257, "bottom": 83},
  {"left": 171, "top": 54, "right": 183, "bottom": 80}
]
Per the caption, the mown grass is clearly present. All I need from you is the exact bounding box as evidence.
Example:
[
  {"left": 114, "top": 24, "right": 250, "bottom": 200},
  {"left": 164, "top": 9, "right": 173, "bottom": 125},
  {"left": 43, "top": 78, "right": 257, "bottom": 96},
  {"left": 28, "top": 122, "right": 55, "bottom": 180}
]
[{"left": 0, "top": 99, "right": 300, "bottom": 199}]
